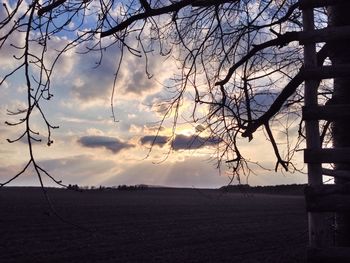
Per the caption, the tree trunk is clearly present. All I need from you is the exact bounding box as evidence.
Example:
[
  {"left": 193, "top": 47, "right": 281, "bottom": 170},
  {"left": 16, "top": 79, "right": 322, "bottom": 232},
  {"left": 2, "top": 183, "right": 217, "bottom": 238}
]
[{"left": 328, "top": 3, "right": 350, "bottom": 246}]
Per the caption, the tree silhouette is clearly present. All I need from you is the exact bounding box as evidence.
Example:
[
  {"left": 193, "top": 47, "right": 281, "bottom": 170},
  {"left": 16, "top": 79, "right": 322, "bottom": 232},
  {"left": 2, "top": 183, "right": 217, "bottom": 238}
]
[{"left": 1, "top": 0, "right": 350, "bottom": 251}]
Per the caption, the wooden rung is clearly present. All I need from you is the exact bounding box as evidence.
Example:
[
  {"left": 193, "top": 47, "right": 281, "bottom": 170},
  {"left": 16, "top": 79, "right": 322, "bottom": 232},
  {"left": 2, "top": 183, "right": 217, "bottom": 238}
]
[
  {"left": 304, "top": 148, "right": 350, "bottom": 163},
  {"left": 299, "top": 25, "right": 350, "bottom": 44},
  {"left": 302, "top": 65, "right": 350, "bottom": 80},
  {"left": 305, "top": 185, "right": 350, "bottom": 212},
  {"left": 299, "top": 0, "right": 348, "bottom": 10},
  {"left": 307, "top": 247, "right": 350, "bottom": 263},
  {"left": 303, "top": 105, "right": 350, "bottom": 121},
  {"left": 323, "top": 168, "right": 350, "bottom": 180}
]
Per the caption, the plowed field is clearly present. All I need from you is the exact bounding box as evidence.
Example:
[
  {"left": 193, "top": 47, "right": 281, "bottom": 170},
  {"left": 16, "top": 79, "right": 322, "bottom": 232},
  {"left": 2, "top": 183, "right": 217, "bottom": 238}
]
[{"left": 0, "top": 187, "right": 307, "bottom": 262}]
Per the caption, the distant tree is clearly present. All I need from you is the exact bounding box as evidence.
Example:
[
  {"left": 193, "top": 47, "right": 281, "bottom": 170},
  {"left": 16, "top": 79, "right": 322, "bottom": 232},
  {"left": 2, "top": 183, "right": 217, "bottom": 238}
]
[{"left": 1, "top": 0, "right": 350, "bottom": 247}]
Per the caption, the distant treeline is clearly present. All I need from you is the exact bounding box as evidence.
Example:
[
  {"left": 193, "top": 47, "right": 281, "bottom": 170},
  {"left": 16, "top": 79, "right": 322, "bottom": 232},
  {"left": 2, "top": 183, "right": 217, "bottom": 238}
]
[
  {"left": 220, "top": 184, "right": 307, "bottom": 195},
  {"left": 116, "top": 184, "right": 149, "bottom": 191},
  {"left": 67, "top": 184, "right": 149, "bottom": 191}
]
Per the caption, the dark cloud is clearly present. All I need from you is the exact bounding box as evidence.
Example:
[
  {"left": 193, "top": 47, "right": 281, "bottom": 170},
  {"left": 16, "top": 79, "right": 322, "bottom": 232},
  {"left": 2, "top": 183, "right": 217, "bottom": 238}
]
[
  {"left": 68, "top": 46, "right": 160, "bottom": 102},
  {"left": 78, "top": 136, "right": 133, "bottom": 153},
  {"left": 140, "top": 135, "right": 168, "bottom": 147},
  {"left": 126, "top": 69, "right": 155, "bottom": 94},
  {"left": 70, "top": 50, "right": 116, "bottom": 101},
  {"left": 172, "top": 134, "right": 222, "bottom": 150},
  {"left": 140, "top": 134, "right": 222, "bottom": 150}
]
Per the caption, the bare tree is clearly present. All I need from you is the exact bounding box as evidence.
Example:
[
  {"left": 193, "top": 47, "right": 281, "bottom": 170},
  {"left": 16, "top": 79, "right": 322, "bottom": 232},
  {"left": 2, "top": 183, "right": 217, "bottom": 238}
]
[{"left": 1, "top": 0, "right": 350, "bottom": 249}]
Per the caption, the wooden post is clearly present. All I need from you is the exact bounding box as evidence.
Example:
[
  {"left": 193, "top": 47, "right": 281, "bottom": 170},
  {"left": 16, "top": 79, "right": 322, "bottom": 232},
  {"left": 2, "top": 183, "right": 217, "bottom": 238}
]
[{"left": 302, "top": 8, "right": 330, "bottom": 248}]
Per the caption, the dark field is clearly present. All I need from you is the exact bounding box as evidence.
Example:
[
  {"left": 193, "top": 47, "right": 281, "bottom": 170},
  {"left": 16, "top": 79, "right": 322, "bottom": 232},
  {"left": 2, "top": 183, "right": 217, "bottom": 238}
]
[{"left": 0, "top": 187, "right": 307, "bottom": 262}]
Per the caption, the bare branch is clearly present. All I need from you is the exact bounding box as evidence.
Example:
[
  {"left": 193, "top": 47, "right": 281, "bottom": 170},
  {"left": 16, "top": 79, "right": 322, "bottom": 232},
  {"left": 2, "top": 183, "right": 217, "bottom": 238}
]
[
  {"left": 101, "top": 0, "right": 239, "bottom": 37},
  {"left": 37, "top": 0, "right": 68, "bottom": 17},
  {"left": 242, "top": 44, "right": 329, "bottom": 139},
  {"left": 216, "top": 31, "right": 299, "bottom": 86}
]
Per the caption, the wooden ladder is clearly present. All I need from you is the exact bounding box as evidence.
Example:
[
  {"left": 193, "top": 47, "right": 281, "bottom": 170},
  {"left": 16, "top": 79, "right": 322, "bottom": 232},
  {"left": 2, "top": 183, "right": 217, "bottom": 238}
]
[{"left": 300, "top": 0, "right": 350, "bottom": 262}]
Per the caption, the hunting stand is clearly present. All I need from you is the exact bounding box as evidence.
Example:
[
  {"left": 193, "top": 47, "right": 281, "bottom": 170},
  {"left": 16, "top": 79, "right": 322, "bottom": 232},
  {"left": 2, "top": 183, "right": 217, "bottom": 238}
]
[{"left": 300, "top": 0, "right": 350, "bottom": 262}]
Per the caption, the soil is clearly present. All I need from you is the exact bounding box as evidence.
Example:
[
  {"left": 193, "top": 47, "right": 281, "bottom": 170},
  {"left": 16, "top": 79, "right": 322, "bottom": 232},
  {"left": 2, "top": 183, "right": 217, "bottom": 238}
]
[{"left": 0, "top": 187, "right": 307, "bottom": 262}]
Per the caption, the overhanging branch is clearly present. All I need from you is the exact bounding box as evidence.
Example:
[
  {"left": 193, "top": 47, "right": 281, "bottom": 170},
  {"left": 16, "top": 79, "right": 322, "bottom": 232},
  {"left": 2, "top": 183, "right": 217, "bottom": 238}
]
[
  {"left": 241, "top": 44, "right": 329, "bottom": 138},
  {"left": 100, "top": 0, "right": 239, "bottom": 37},
  {"left": 38, "top": 0, "right": 67, "bottom": 16},
  {"left": 216, "top": 31, "right": 300, "bottom": 86}
]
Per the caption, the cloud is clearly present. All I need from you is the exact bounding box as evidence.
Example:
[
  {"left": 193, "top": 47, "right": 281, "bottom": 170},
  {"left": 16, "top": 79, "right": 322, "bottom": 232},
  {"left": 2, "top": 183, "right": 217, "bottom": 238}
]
[
  {"left": 69, "top": 51, "right": 117, "bottom": 102},
  {"left": 139, "top": 134, "right": 222, "bottom": 150},
  {"left": 171, "top": 134, "right": 222, "bottom": 150},
  {"left": 120, "top": 52, "right": 177, "bottom": 96},
  {"left": 77, "top": 135, "right": 134, "bottom": 153},
  {"left": 66, "top": 44, "right": 166, "bottom": 105},
  {"left": 140, "top": 135, "right": 168, "bottom": 147},
  {"left": 125, "top": 67, "right": 155, "bottom": 94}
]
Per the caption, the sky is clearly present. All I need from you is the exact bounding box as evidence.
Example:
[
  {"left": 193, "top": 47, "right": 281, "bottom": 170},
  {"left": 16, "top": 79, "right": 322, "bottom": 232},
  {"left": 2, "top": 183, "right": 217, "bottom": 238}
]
[{"left": 0, "top": 1, "right": 308, "bottom": 188}]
